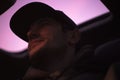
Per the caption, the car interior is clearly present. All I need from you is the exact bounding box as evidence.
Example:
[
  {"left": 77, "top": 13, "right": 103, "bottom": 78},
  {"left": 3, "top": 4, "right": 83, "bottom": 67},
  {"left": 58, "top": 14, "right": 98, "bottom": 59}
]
[{"left": 0, "top": 0, "right": 120, "bottom": 80}]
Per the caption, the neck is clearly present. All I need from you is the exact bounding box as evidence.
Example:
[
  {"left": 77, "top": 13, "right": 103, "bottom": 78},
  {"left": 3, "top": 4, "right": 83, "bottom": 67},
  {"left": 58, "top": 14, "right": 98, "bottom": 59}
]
[{"left": 23, "top": 47, "right": 76, "bottom": 80}]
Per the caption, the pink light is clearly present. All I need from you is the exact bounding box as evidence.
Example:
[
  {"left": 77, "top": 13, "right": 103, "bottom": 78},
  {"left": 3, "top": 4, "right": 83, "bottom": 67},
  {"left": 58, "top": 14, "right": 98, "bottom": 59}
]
[{"left": 0, "top": 0, "right": 109, "bottom": 52}]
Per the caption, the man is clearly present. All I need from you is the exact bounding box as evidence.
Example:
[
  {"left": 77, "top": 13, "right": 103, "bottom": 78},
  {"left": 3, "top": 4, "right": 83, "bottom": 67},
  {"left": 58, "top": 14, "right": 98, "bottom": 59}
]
[{"left": 10, "top": 2, "right": 102, "bottom": 80}]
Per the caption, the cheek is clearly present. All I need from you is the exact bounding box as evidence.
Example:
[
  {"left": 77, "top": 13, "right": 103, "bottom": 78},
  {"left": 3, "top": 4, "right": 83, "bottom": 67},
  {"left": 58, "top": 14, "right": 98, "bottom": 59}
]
[{"left": 50, "top": 33, "right": 67, "bottom": 48}]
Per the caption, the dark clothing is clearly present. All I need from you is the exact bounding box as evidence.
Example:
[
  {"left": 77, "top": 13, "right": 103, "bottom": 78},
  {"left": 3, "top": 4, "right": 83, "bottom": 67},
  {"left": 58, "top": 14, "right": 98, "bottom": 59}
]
[
  {"left": 55, "top": 45, "right": 104, "bottom": 80},
  {"left": 20, "top": 45, "right": 106, "bottom": 80}
]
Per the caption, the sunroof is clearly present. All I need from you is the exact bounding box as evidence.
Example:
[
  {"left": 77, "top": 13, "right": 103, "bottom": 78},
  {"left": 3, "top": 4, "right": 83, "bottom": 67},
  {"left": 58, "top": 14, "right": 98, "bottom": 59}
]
[{"left": 0, "top": 0, "right": 109, "bottom": 52}]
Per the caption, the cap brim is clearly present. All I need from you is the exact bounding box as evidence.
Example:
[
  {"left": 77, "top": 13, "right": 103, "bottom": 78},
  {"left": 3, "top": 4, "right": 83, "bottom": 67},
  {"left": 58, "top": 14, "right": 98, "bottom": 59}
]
[
  {"left": 10, "top": 2, "right": 57, "bottom": 42},
  {"left": 10, "top": 2, "right": 77, "bottom": 42}
]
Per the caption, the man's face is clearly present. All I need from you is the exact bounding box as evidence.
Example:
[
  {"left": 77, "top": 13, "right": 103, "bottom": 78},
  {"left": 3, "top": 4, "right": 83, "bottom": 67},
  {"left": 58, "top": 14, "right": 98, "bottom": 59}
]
[{"left": 27, "top": 18, "right": 69, "bottom": 64}]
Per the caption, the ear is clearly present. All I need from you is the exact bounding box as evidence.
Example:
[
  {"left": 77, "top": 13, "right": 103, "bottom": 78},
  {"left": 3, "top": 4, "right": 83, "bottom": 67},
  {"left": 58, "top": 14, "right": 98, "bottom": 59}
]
[{"left": 66, "top": 29, "right": 81, "bottom": 45}]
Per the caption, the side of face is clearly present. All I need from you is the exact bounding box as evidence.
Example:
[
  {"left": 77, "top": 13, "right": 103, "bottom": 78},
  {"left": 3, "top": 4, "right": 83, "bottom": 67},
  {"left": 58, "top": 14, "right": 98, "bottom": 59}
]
[
  {"left": 27, "top": 18, "right": 80, "bottom": 67},
  {"left": 27, "top": 18, "right": 66, "bottom": 58}
]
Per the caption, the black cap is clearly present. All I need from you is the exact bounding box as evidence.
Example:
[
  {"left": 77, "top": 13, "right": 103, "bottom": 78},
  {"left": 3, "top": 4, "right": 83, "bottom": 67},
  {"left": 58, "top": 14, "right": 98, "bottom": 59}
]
[{"left": 10, "top": 2, "right": 77, "bottom": 42}]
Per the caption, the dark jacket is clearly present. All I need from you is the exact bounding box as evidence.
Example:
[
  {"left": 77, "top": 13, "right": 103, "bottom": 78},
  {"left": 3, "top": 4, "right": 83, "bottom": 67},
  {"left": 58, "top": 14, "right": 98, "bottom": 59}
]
[{"left": 21, "top": 45, "right": 107, "bottom": 80}]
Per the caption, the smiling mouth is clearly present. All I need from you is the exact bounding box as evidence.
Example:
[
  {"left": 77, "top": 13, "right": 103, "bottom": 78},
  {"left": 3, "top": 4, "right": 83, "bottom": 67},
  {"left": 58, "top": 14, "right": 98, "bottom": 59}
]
[{"left": 29, "top": 39, "right": 45, "bottom": 49}]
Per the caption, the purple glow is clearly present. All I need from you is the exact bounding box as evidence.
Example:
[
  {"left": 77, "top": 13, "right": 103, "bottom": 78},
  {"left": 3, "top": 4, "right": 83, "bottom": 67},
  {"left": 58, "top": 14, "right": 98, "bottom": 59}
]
[{"left": 0, "top": 0, "right": 109, "bottom": 52}]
